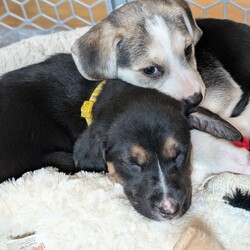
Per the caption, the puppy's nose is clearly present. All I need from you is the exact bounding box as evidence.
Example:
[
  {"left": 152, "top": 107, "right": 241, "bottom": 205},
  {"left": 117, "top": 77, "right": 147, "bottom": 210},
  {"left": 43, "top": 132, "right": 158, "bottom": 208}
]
[
  {"left": 158, "top": 199, "right": 179, "bottom": 218},
  {"left": 185, "top": 92, "right": 203, "bottom": 108}
]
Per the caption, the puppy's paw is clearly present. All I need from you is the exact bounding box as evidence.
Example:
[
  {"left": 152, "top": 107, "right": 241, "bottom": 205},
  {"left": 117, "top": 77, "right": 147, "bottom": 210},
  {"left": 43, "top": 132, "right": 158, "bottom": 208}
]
[{"left": 73, "top": 129, "right": 106, "bottom": 172}]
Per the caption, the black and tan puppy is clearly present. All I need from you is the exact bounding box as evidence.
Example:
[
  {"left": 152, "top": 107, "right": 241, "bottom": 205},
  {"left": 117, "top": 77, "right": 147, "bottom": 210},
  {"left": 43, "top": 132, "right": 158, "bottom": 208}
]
[
  {"left": 73, "top": 79, "right": 241, "bottom": 220},
  {"left": 0, "top": 53, "right": 241, "bottom": 221}
]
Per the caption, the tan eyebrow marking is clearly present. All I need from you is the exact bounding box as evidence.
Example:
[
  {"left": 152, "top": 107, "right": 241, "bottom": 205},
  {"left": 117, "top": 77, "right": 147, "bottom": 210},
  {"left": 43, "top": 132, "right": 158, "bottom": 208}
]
[
  {"left": 131, "top": 145, "right": 150, "bottom": 165},
  {"left": 163, "top": 137, "right": 178, "bottom": 159}
]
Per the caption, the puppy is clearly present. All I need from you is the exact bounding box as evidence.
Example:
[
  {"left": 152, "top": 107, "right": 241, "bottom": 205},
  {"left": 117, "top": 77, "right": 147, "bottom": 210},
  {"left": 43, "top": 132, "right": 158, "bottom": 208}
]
[
  {"left": 73, "top": 79, "right": 242, "bottom": 220},
  {"left": 0, "top": 0, "right": 248, "bottom": 219},
  {"left": 72, "top": 1, "right": 250, "bottom": 139},
  {"left": 71, "top": 0, "right": 205, "bottom": 104},
  {"left": 0, "top": 52, "right": 241, "bottom": 221},
  {"left": 71, "top": 0, "right": 250, "bottom": 182}
]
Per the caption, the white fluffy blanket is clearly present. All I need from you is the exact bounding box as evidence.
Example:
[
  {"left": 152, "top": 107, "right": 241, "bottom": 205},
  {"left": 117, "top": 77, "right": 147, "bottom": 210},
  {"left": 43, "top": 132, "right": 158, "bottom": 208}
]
[{"left": 0, "top": 29, "right": 250, "bottom": 250}]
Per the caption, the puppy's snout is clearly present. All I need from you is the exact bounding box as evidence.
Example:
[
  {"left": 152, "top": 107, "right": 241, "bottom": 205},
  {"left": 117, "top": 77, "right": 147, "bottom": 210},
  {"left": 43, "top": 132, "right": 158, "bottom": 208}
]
[
  {"left": 185, "top": 92, "right": 203, "bottom": 108},
  {"left": 158, "top": 198, "right": 180, "bottom": 218}
]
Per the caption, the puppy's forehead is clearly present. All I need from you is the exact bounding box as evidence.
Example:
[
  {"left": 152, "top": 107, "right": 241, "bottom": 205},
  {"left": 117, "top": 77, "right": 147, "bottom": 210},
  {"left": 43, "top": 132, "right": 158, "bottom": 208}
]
[
  {"left": 111, "top": 0, "right": 191, "bottom": 41},
  {"left": 113, "top": 2, "right": 192, "bottom": 68},
  {"left": 144, "top": 15, "right": 189, "bottom": 64}
]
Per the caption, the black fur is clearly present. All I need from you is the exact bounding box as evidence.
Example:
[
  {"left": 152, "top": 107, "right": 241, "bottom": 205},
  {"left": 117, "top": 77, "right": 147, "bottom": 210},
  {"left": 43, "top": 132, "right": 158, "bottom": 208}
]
[
  {"left": 0, "top": 53, "right": 241, "bottom": 221},
  {"left": 224, "top": 188, "right": 250, "bottom": 212},
  {"left": 187, "top": 106, "right": 242, "bottom": 141},
  {"left": 231, "top": 92, "right": 250, "bottom": 118},
  {"left": 196, "top": 19, "right": 250, "bottom": 92},
  {"left": 0, "top": 56, "right": 195, "bottom": 220},
  {"left": 73, "top": 79, "right": 242, "bottom": 220},
  {"left": 0, "top": 54, "right": 99, "bottom": 182},
  {"left": 196, "top": 19, "right": 250, "bottom": 116},
  {"left": 0, "top": 18, "right": 248, "bottom": 219},
  {"left": 74, "top": 80, "right": 194, "bottom": 220}
]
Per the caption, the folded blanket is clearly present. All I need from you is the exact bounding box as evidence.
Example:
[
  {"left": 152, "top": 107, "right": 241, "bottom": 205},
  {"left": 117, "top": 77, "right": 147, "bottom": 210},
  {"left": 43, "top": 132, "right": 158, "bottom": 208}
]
[
  {"left": 0, "top": 29, "right": 249, "bottom": 250},
  {"left": 0, "top": 27, "right": 90, "bottom": 75}
]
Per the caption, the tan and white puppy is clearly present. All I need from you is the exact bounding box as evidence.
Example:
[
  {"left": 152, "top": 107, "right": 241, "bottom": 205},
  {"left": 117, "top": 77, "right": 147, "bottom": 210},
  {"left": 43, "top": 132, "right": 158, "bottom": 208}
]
[{"left": 71, "top": 0, "right": 204, "bottom": 104}]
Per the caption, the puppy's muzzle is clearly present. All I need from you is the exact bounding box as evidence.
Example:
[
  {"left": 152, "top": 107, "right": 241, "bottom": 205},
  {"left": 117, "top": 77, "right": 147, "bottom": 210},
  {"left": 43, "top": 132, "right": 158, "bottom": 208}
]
[{"left": 185, "top": 92, "right": 203, "bottom": 108}]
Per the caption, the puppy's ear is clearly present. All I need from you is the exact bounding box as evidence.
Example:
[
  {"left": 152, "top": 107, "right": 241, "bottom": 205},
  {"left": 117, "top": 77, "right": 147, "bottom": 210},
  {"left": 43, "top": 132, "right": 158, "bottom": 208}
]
[
  {"left": 187, "top": 107, "right": 243, "bottom": 141},
  {"left": 73, "top": 127, "right": 107, "bottom": 172},
  {"left": 71, "top": 20, "right": 122, "bottom": 80},
  {"left": 176, "top": 0, "right": 202, "bottom": 44}
]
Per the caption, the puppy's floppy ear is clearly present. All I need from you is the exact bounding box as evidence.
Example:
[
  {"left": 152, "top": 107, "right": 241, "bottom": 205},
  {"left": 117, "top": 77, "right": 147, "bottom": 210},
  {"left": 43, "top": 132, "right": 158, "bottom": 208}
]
[
  {"left": 73, "top": 127, "right": 107, "bottom": 172},
  {"left": 176, "top": 0, "right": 202, "bottom": 44},
  {"left": 71, "top": 20, "right": 122, "bottom": 80},
  {"left": 187, "top": 107, "right": 243, "bottom": 141}
]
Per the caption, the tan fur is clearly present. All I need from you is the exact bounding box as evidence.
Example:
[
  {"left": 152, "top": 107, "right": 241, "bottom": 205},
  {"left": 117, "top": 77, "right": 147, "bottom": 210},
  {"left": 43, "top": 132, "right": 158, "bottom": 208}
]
[
  {"left": 163, "top": 137, "right": 178, "bottom": 158},
  {"left": 107, "top": 161, "right": 123, "bottom": 184},
  {"left": 131, "top": 145, "right": 151, "bottom": 165}
]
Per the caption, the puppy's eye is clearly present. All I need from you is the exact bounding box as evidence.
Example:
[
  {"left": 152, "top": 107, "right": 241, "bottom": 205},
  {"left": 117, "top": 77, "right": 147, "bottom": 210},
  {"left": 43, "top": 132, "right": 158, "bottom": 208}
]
[
  {"left": 184, "top": 45, "right": 193, "bottom": 60},
  {"left": 170, "top": 150, "right": 180, "bottom": 163},
  {"left": 131, "top": 164, "right": 141, "bottom": 173},
  {"left": 143, "top": 66, "right": 162, "bottom": 77}
]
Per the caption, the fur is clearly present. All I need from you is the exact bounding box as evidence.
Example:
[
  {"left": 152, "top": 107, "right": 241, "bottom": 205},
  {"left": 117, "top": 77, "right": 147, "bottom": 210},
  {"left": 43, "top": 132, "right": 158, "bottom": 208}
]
[
  {"left": 0, "top": 54, "right": 93, "bottom": 182},
  {"left": 72, "top": 0, "right": 205, "bottom": 102},
  {"left": 71, "top": 3, "right": 250, "bottom": 190},
  {"left": 0, "top": 53, "right": 241, "bottom": 221},
  {"left": 195, "top": 19, "right": 250, "bottom": 137},
  {"left": 73, "top": 79, "right": 241, "bottom": 220},
  {"left": 0, "top": 10, "right": 250, "bottom": 248},
  {"left": 0, "top": 0, "right": 250, "bottom": 220}
]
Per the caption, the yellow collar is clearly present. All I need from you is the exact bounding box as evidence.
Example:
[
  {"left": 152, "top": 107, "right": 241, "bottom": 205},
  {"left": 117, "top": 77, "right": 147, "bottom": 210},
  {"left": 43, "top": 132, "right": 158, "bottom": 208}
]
[{"left": 81, "top": 81, "right": 106, "bottom": 126}]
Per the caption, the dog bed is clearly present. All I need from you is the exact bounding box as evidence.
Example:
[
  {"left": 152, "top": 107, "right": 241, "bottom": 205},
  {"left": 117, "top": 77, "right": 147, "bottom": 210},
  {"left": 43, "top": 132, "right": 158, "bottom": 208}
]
[{"left": 0, "top": 28, "right": 250, "bottom": 250}]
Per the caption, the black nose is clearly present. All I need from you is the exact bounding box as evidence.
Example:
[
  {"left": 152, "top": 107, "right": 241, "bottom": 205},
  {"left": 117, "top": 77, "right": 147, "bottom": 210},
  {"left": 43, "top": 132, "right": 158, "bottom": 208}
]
[{"left": 185, "top": 92, "right": 203, "bottom": 108}]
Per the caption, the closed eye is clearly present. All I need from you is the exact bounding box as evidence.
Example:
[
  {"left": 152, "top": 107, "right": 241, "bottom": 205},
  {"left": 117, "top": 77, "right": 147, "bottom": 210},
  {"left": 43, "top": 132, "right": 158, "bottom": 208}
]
[
  {"left": 167, "top": 150, "right": 180, "bottom": 163},
  {"left": 168, "top": 151, "right": 182, "bottom": 165},
  {"left": 153, "top": 176, "right": 160, "bottom": 182},
  {"left": 131, "top": 164, "right": 142, "bottom": 173},
  {"left": 129, "top": 157, "right": 142, "bottom": 172},
  {"left": 175, "top": 150, "right": 190, "bottom": 168}
]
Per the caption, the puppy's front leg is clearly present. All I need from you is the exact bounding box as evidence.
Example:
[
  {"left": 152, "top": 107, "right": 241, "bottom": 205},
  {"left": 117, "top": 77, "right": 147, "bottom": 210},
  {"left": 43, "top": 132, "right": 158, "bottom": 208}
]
[
  {"left": 73, "top": 127, "right": 107, "bottom": 173},
  {"left": 43, "top": 151, "right": 76, "bottom": 174}
]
